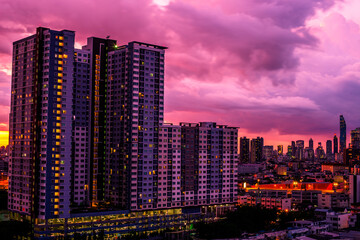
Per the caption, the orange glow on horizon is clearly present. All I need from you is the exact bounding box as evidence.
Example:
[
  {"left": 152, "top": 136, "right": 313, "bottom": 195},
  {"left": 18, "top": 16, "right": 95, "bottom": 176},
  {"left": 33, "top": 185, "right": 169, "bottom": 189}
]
[{"left": 0, "top": 131, "right": 9, "bottom": 146}]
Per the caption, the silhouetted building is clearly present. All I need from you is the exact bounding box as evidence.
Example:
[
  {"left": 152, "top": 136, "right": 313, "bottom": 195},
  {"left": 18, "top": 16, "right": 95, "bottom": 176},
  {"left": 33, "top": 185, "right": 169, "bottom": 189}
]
[
  {"left": 343, "top": 148, "right": 360, "bottom": 166},
  {"left": 263, "top": 145, "right": 273, "bottom": 160},
  {"left": 309, "top": 138, "right": 314, "bottom": 150},
  {"left": 349, "top": 166, "right": 360, "bottom": 205},
  {"left": 326, "top": 140, "right": 332, "bottom": 157},
  {"left": 291, "top": 141, "right": 297, "bottom": 158},
  {"left": 351, "top": 128, "right": 360, "bottom": 150},
  {"left": 250, "top": 137, "right": 263, "bottom": 163},
  {"left": 240, "top": 137, "right": 250, "bottom": 163},
  {"left": 296, "top": 140, "right": 304, "bottom": 160},
  {"left": 305, "top": 147, "right": 314, "bottom": 161},
  {"left": 277, "top": 145, "right": 283, "bottom": 155},
  {"left": 316, "top": 142, "right": 326, "bottom": 160},
  {"left": 287, "top": 145, "right": 292, "bottom": 157},
  {"left": 334, "top": 134, "right": 339, "bottom": 154},
  {"left": 340, "top": 115, "right": 346, "bottom": 153}
]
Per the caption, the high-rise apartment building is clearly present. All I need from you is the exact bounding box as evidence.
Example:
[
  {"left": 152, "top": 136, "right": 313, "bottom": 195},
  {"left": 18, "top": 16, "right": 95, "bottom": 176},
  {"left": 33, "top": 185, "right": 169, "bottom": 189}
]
[
  {"left": 157, "top": 124, "right": 182, "bottom": 208},
  {"left": 9, "top": 28, "right": 75, "bottom": 219},
  {"left": 240, "top": 137, "right": 250, "bottom": 163},
  {"left": 340, "top": 115, "right": 346, "bottom": 153},
  {"left": 82, "top": 37, "right": 117, "bottom": 204},
  {"left": 179, "top": 122, "right": 238, "bottom": 206},
  {"left": 105, "top": 41, "right": 166, "bottom": 210},
  {"left": 72, "top": 48, "right": 92, "bottom": 206},
  {"left": 250, "top": 137, "right": 263, "bottom": 162}
]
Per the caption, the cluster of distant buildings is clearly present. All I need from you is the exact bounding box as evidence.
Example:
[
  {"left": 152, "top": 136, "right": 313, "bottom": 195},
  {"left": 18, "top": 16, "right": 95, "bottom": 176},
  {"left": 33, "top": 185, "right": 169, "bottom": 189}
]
[
  {"left": 237, "top": 115, "right": 360, "bottom": 239},
  {"left": 240, "top": 115, "right": 360, "bottom": 166}
]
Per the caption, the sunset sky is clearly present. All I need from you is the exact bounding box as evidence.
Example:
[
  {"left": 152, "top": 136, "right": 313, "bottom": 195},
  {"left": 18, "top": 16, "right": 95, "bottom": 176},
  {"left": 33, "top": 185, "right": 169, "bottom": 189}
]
[{"left": 1, "top": 0, "right": 360, "bottom": 148}]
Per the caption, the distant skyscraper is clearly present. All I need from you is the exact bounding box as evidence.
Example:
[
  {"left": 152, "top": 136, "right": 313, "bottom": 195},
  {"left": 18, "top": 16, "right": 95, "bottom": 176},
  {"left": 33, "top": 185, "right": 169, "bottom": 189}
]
[
  {"left": 250, "top": 137, "right": 263, "bottom": 163},
  {"left": 296, "top": 140, "right": 304, "bottom": 160},
  {"left": 287, "top": 145, "right": 292, "bottom": 157},
  {"left": 316, "top": 142, "right": 326, "bottom": 160},
  {"left": 277, "top": 145, "right": 283, "bottom": 155},
  {"left": 240, "top": 137, "right": 250, "bottom": 163},
  {"left": 304, "top": 147, "right": 314, "bottom": 161},
  {"left": 291, "top": 141, "right": 297, "bottom": 158},
  {"left": 262, "top": 146, "right": 273, "bottom": 160},
  {"left": 340, "top": 115, "right": 346, "bottom": 153},
  {"left": 326, "top": 140, "right": 332, "bottom": 156},
  {"left": 309, "top": 138, "right": 314, "bottom": 150},
  {"left": 334, "top": 134, "right": 338, "bottom": 154},
  {"left": 351, "top": 128, "right": 360, "bottom": 149}
]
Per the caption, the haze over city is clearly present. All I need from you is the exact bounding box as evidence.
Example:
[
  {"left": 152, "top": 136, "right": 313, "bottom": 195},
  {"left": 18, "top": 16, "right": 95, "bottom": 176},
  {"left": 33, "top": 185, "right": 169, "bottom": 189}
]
[{"left": 1, "top": 0, "right": 360, "bottom": 147}]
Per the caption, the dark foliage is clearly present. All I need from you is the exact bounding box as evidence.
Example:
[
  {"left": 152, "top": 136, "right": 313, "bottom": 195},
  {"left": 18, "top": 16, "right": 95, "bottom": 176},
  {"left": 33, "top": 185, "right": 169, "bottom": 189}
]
[
  {"left": 0, "top": 220, "right": 32, "bottom": 240},
  {"left": 196, "top": 205, "right": 277, "bottom": 239}
]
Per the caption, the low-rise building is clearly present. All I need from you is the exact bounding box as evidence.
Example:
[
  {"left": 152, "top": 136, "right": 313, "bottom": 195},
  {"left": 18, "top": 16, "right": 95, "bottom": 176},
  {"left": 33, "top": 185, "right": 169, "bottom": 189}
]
[
  {"left": 291, "top": 190, "right": 321, "bottom": 206},
  {"left": 238, "top": 195, "right": 291, "bottom": 211},
  {"left": 318, "top": 193, "right": 349, "bottom": 209},
  {"left": 238, "top": 163, "right": 263, "bottom": 175},
  {"left": 326, "top": 211, "right": 357, "bottom": 230},
  {"left": 247, "top": 189, "right": 288, "bottom": 198}
]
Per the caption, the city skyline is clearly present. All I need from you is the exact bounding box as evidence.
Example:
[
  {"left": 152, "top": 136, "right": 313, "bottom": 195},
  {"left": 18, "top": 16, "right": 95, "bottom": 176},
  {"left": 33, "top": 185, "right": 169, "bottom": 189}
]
[{"left": 1, "top": 0, "right": 360, "bottom": 147}]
